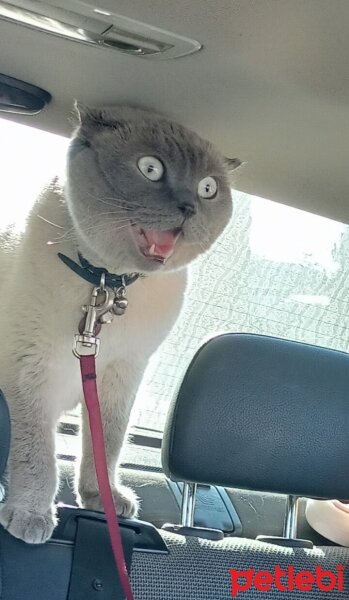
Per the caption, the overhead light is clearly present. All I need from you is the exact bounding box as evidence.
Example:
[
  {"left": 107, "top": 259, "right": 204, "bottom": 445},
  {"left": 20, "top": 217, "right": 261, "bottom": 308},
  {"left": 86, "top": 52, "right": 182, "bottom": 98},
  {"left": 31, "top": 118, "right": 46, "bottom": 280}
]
[{"left": 0, "top": 0, "right": 202, "bottom": 59}]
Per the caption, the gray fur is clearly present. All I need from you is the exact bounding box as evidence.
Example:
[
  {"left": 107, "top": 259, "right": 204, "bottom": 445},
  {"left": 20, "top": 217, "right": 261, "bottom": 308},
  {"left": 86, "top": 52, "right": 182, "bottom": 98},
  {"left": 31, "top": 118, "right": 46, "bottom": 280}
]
[
  {"left": 0, "top": 105, "right": 235, "bottom": 543},
  {"left": 67, "top": 104, "right": 234, "bottom": 273}
]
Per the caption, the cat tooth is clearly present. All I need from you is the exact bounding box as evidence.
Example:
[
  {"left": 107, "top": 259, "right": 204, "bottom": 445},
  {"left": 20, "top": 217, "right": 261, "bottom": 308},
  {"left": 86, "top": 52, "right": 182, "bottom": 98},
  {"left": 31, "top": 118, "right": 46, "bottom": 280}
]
[{"left": 148, "top": 244, "right": 156, "bottom": 256}]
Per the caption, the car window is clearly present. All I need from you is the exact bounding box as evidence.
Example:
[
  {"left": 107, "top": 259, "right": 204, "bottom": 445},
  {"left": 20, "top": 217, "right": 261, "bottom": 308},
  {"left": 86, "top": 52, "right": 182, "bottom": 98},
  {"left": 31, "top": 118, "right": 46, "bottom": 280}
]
[
  {"left": 133, "top": 191, "right": 346, "bottom": 432},
  {"left": 1, "top": 117, "right": 348, "bottom": 443},
  {"left": 0, "top": 118, "right": 68, "bottom": 231}
]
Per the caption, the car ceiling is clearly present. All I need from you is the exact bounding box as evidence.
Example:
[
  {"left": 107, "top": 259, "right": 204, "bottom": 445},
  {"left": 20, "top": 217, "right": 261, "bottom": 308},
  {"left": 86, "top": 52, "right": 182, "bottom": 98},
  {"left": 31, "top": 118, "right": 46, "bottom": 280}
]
[{"left": 0, "top": 0, "right": 348, "bottom": 224}]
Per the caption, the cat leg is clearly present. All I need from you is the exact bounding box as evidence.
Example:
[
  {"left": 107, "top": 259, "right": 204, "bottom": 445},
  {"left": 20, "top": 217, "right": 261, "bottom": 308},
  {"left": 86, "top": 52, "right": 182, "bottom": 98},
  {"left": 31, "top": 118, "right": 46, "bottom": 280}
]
[
  {"left": 0, "top": 399, "right": 58, "bottom": 544},
  {"left": 78, "top": 359, "right": 143, "bottom": 517}
]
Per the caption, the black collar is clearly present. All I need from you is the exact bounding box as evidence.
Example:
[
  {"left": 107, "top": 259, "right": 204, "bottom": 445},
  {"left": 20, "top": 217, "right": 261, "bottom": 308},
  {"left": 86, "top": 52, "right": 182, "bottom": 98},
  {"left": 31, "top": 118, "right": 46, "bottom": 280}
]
[{"left": 58, "top": 252, "right": 140, "bottom": 288}]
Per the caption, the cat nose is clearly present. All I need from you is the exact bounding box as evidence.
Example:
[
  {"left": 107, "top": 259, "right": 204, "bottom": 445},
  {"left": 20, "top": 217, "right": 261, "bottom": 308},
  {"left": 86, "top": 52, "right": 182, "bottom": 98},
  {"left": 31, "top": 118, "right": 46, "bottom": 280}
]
[{"left": 179, "top": 201, "right": 196, "bottom": 217}]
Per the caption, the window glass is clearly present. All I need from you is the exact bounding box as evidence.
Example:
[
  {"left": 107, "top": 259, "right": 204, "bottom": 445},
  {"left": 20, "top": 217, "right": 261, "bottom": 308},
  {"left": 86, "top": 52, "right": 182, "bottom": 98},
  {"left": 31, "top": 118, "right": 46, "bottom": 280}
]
[
  {"left": 132, "top": 193, "right": 347, "bottom": 432},
  {"left": 0, "top": 118, "right": 68, "bottom": 231}
]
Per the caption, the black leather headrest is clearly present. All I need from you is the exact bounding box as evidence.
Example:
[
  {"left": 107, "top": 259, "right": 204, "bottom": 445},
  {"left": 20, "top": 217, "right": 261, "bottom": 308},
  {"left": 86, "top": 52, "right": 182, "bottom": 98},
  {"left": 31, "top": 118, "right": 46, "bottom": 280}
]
[
  {"left": 0, "top": 390, "right": 10, "bottom": 478},
  {"left": 162, "top": 334, "right": 349, "bottom": 499}
]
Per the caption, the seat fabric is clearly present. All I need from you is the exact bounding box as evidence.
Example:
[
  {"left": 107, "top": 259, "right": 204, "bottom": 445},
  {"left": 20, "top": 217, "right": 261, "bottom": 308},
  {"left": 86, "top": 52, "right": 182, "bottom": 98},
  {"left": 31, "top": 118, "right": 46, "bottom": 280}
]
[{"left": 131, "top": 531, "right": 349, "bottom": 599}]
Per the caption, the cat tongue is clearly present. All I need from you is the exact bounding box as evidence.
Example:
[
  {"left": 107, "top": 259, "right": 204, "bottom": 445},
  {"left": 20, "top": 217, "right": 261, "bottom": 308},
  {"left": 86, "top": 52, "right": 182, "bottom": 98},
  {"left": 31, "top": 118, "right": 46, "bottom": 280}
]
[{"left": 143, "top": 229, "right": 180, "bottom": 258}]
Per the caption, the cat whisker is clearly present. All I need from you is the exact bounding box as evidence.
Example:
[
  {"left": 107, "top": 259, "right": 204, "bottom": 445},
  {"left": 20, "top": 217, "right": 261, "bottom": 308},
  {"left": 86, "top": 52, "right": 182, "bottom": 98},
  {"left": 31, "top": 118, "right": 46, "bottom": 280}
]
[
  {"left": 76, "top": 220, "right": 131, "bottom": 236},
  {"left": 84, "top": 192, "right": 141, "bottom": 211},
  {"left": 83, "top": 217, "right": 130, "bottom": 229},
  {"left": 53, "top": 212, "right": 129, "bottom": 235},
  {"left": 37, "top": 214, "right": 64, "bottom": 229},
  {"left": 98, "top": 196, "right": 145, "bottom": 209},
  {"left": 97, "top": 211, "right": 132, "bottom": 218},
  {"left": 52, "top": 226, "right": 76, "bottom": 242},
  {"left": 47, "top": 216, "right": 131, "bottom": 245},
  {"left": 47, "top": 221, "right": 132, "bottom": 246},
  {"left": 98, "top": 198, "right": 139, "bottom": 210}
]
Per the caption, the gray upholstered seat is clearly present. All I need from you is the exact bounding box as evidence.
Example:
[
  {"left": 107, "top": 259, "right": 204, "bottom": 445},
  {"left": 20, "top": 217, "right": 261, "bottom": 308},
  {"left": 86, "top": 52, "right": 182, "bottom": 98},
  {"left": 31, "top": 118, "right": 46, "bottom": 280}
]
[
  {"left": 1, "top": 335, "right": 349, "bottom": 599},
  {"left": 131, "top": 532, "right": 349, "bottom": 599}
]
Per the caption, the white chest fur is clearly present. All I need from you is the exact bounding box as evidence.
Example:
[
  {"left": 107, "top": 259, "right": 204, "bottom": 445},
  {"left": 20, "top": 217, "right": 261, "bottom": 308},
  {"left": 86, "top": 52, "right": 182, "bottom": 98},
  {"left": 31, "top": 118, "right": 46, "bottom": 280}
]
[{"left": 0, "top": 185, "right": 187, "bottom": 417}]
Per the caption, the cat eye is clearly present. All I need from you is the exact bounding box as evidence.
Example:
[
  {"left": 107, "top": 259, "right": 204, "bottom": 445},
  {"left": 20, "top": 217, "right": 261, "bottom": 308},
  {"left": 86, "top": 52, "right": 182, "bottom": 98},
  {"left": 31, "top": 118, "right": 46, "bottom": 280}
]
[
  {"left": 137, "top": 156, "right": 164, "bottom": 181},
  {"left": 198, "top": 176, "right": 218, "bottom": 199}
]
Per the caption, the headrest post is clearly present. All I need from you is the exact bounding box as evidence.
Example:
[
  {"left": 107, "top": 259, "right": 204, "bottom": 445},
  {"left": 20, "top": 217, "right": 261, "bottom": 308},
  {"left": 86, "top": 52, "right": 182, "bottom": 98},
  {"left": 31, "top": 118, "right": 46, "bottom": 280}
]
[
  {"left": 283, "top": 494, "right": 299, "bottom": 538},
  {"left": 180, "top": 482, "right": 197, "bottom": 527},
  {"left": 257, "top": 494, "right": 312, "bottom": 547}
]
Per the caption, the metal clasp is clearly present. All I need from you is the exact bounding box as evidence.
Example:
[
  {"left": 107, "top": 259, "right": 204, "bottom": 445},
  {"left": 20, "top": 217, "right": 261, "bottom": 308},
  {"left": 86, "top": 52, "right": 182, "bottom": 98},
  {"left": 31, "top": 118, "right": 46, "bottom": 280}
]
[
  {"left": 73, "top": 275, "right": 129, "bottom": 358},
  {"left": 73, "top": 281, "right": 114, "bottom": 358},
  {"left": 73, "top": 334, "right": 100, "bottom": 358}
]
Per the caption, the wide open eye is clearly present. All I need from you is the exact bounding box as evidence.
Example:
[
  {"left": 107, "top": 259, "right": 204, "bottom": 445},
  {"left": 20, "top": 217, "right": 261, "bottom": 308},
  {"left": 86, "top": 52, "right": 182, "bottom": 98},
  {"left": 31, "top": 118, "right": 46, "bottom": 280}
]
[
  {"left": 137, "top": 156, "right": 164, "bottom": 181},
  {"left": 198, "top": 176, "right": 218, "bottom": 199}
]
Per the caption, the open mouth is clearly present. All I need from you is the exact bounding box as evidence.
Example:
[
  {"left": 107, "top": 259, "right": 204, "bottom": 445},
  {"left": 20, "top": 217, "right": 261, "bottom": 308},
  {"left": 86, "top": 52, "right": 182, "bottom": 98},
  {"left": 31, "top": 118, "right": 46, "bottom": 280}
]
[{"left": 131, "top": 226, "right": 182, "bottom": 264}]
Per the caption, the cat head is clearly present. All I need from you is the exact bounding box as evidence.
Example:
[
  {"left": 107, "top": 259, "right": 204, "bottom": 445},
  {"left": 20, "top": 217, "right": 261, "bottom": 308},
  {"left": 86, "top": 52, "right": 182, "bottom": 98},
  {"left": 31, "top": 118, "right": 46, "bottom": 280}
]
[{"left": 66, "top": 104, "right": 240, "bottom": 274}]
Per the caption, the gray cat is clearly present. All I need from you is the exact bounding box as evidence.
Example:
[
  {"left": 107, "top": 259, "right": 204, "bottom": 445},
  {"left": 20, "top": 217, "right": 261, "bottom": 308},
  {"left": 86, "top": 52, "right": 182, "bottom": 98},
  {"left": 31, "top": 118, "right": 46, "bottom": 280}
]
[{"left": 0, "top": 104, "right": 239, "bottom": 543}]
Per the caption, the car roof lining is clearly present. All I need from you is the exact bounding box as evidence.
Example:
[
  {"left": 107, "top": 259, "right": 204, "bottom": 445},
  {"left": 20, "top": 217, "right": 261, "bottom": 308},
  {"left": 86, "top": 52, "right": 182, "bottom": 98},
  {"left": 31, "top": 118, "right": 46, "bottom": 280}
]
[{"left": 1, "top": 0, "right": 348, "bottom": 224}]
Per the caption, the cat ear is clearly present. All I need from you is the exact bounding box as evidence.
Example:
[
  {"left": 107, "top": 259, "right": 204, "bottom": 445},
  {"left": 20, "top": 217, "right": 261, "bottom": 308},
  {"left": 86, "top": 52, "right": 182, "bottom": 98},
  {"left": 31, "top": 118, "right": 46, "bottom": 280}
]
[
  {"left": 225, "top": 157, "right": 242, "bottom": 171},
  {"left": 73, "top": 101, "right": 125, "bottom": 130},
  {"left": 73, "top": 100, "right": 101, "bottom": 125}
]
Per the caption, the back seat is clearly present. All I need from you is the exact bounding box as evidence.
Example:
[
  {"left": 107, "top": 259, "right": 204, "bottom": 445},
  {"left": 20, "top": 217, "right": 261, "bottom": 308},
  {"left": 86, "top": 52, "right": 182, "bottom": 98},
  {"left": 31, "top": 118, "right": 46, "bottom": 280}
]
[{"left": 1, "top": 333, "right": 349, "bottom": 599}]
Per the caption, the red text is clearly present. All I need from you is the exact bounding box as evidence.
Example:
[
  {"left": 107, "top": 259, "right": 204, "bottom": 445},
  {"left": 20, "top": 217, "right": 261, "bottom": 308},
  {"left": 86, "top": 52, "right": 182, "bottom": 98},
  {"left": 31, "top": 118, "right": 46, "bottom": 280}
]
[{"left": 230, "top": 565, "right": 345, "bottom": 596}]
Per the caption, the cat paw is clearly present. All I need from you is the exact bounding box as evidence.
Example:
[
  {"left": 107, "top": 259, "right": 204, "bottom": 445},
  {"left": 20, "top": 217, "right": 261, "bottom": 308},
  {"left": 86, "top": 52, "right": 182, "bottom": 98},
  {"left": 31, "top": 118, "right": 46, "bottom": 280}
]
[
  {"left": 80, "top": 484, "right": 139, "bottom": 518},
  {"left": 0, "top": 504, "right": 56, "bottom": 544}
]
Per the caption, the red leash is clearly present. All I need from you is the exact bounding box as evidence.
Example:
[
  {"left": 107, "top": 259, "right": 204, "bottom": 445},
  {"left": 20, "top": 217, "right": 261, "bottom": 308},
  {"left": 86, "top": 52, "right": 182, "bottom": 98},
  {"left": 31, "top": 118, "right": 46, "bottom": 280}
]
[{"left": 80, "top": 354, "right": 135, "bottom": 600}]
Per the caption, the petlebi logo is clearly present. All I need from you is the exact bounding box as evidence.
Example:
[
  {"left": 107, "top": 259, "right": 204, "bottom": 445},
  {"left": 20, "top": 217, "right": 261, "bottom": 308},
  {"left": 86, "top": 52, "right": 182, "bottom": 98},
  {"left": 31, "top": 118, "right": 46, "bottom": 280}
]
[{"left": 230, "top": 565, "right": 345, "bottom": 596}]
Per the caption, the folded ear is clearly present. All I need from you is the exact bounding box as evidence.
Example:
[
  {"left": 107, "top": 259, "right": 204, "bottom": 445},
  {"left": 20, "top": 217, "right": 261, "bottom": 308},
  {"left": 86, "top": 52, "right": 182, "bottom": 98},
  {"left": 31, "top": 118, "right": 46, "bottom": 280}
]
[
  {"left": 73, "top": 100, "right": 100, "bottom": 125},
  {"left": 72, "top": 101, "right": 128, "bottom": 131},
  {"left": 225, "top": 157, "right": 242, "bottom": 171}
]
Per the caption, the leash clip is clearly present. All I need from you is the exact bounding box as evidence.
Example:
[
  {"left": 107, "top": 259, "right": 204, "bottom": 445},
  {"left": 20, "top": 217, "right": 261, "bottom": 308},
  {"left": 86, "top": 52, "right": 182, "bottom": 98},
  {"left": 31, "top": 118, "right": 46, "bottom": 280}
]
[
  {"left": 73, "top": 279, "right": 111, "bottom": 358},
  {"left": 73, "top": 282, "right": 101, "bottom": 356},
  {"left": 73, "top": 334, "right": 100, "bottom": 358},
  {"left": 73, "top": 275, "right": 128, "bottom": 358}
]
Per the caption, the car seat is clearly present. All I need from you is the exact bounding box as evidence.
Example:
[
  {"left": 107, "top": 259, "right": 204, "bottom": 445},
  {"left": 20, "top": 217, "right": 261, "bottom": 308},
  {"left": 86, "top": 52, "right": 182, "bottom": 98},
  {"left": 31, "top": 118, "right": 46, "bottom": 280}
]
[{"left": 1, "top": 333, "right": 349, "bottom": 598}]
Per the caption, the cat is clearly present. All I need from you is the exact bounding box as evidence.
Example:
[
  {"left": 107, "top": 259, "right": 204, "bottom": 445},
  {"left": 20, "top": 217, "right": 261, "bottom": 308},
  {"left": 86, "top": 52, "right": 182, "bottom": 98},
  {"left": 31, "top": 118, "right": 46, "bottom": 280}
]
[{"left": 0, "top": 104, "right": 239, "bottom": 544}]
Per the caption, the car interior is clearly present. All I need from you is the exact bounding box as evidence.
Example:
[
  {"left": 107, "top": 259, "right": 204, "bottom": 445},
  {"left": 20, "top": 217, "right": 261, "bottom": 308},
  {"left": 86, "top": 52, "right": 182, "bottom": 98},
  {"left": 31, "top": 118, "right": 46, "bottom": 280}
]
[{"left": 1, "top": 0, "right": 349, "bottom": 598}]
